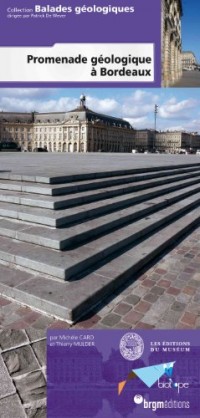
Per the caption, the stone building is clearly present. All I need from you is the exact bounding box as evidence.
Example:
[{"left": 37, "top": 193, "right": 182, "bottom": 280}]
[
  {"left": 189, "top": 133, "right": 200, "bottom": 150},
  {"left": 155, "top": 131, "right": 200, "bottom": 152},
  {"left": 162, "top": 0, "right": 183, "bottom": 86},
  {"left": 135, "top": 129, "right": 156, "bottom": 151},
  {"left": 182, "top": 51, "right": 197, "bottom": 70},
  {"left": 0, "top": 112, "right": 34, "bottom": 151},
  {"left": 0, "top": 96, "right": 135, "bottom": 153}
]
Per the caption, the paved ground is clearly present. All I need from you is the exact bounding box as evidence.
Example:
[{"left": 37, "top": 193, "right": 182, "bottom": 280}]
[
  {"left": 0, "top": 226, "right": 199, "bottom": 416},
  {"left": 173, "top": 70, "right": 200, "bottom": 87},
  {"left": 0, "top": 329, "right": 46, "bottom": 418},
  {"left": 0, "top": 152, "right": 200, "bottom": 178},
  {"left": 0, "top": 154, "right": 199, "bottom": 416},
  {"left": 0, "top": 225, "right": 199, "bottom": 331}
]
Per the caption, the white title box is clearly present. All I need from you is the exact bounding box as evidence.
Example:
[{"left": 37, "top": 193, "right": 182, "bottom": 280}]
[{"left": 0, "top": 43, "right": 154, "bottom": 82}]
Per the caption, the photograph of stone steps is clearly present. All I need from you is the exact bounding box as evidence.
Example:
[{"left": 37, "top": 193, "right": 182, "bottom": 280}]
[{"left": 0, "top": 154, "right": 200, "bottom": 324}]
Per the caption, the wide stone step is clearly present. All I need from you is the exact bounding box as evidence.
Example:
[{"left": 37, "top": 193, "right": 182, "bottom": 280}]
[
  {"left": 0, "top": 176, "right": 200, "bottom": 227},
  {"left": 0, "top": 169, "right": 200, "bottom": 209},
  {"left": 0, "top": 208, "right": 199, "bottom": 323},
  {"left": 0, "top": 165, "right": 199, "bottom": 197},
  {"left": 0, "top": 197, "right": 199, "bottom": 280},
  {"left": 0, "top": 186, "right": 199, "bottom": 250},
  {"left": 0, "top": 162, "right": 200, "bottom": 184}
]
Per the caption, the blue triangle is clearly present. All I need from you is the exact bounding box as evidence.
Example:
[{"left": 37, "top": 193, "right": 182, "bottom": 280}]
[{"left": 132, "top": 362, "right": 175, "bottom": 388}]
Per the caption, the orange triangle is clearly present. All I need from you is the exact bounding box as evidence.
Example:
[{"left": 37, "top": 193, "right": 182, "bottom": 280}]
[{"left": 118, "top": 380, "right": 127, "bottom": 395}]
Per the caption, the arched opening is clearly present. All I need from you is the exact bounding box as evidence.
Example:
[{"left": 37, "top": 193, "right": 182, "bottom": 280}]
[{"left": 68, "top": 142, "right": 73, "bottom": 152}]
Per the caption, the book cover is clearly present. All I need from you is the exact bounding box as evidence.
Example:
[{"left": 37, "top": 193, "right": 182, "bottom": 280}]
[{"left": 0, "top": 1, "right": 200, "bottom": 417}]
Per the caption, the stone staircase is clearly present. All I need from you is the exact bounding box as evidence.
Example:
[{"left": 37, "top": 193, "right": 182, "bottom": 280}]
[{"left": 0, "top": 163, "right": 199, "bottom": 323}]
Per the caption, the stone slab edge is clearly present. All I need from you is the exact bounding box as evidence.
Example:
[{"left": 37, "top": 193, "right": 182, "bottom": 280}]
[
  {"left": 0, "top": 214, "right": 199, "bottom": 323},
  {"left": 0, "top": 163, "right": 200, "bottom": 184}
]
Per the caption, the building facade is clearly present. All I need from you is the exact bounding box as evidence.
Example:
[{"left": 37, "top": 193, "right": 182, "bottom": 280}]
[
  {"left": 182, "top": 51, "right": 197, "bottom": 70},
  {"left": 155, "top": 131, "right": 200, "bottom": 152},
  {"left": 0, "top": 96, "right": 135, "bottom": 153},
  {"left": 135, "top": 129, "right": 156, "bottom": 151},
  {"left": 189, "top": 133, "right": 200, "bottom": 150},
  {"left": 162, "top": 0, "right": 183, "bottom": 86},
  {"left": 0, "top": 112, "right": 34, "bottom": 151}
]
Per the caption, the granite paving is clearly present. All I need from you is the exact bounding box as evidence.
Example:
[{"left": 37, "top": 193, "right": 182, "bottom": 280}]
[
  {"left": 0, "top": 330, "right": 46, "bottom": 418},
  {"left": 0, "top": 152, "right": 200, "bottom": 178},
  {"left": 0, "top": 156, "right": 199, "bottom": 323},
  {"left": 0, "top": 226, "right": 199, "bottom": 333}
]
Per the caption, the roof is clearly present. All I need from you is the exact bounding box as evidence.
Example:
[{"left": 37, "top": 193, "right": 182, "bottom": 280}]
[
  {"left": 0, "top": 112, "right": 33, "bottom": 123},
  {"left": 67, "top": 105, "right": 132, "bottom": 129},
  {"left": 0, "top": 104, "right": 133, "bottom": 129}
]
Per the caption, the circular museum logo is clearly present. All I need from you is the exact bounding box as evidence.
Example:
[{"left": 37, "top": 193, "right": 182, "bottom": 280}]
[{"left": 119, "top": 332, "right": 144, "bottom": 361}]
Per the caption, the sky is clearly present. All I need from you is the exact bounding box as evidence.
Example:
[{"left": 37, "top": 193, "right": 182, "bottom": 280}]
[
  {"left": 182, "top": 0, "right": 200, "bottom": 61},
  {"left": 0, "top": 88, "right": 200, "bottom": 133}
]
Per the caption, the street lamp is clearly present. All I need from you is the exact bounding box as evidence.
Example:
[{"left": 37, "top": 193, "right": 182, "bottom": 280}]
[{"left": 154, "top": 104, "right": 158, "bottom": 151}]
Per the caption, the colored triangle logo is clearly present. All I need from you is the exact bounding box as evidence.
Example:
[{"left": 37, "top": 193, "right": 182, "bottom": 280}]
[
  {"left": 118, "top": 380, "right": 127, "bottom": 395},
  {"left": 118, "top": 361, "right": 176, "bottom": 395},
  {"left": 132, "top": 361, "right": 175, "bottom": 388}
]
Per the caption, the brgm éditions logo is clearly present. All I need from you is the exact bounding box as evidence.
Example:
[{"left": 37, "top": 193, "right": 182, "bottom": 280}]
[
  {"left": 118, "top": 361, "right": 178, "bottom": 395},
  {"left": 119, "top": 332, "right": 144, "bottom": 361}
]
